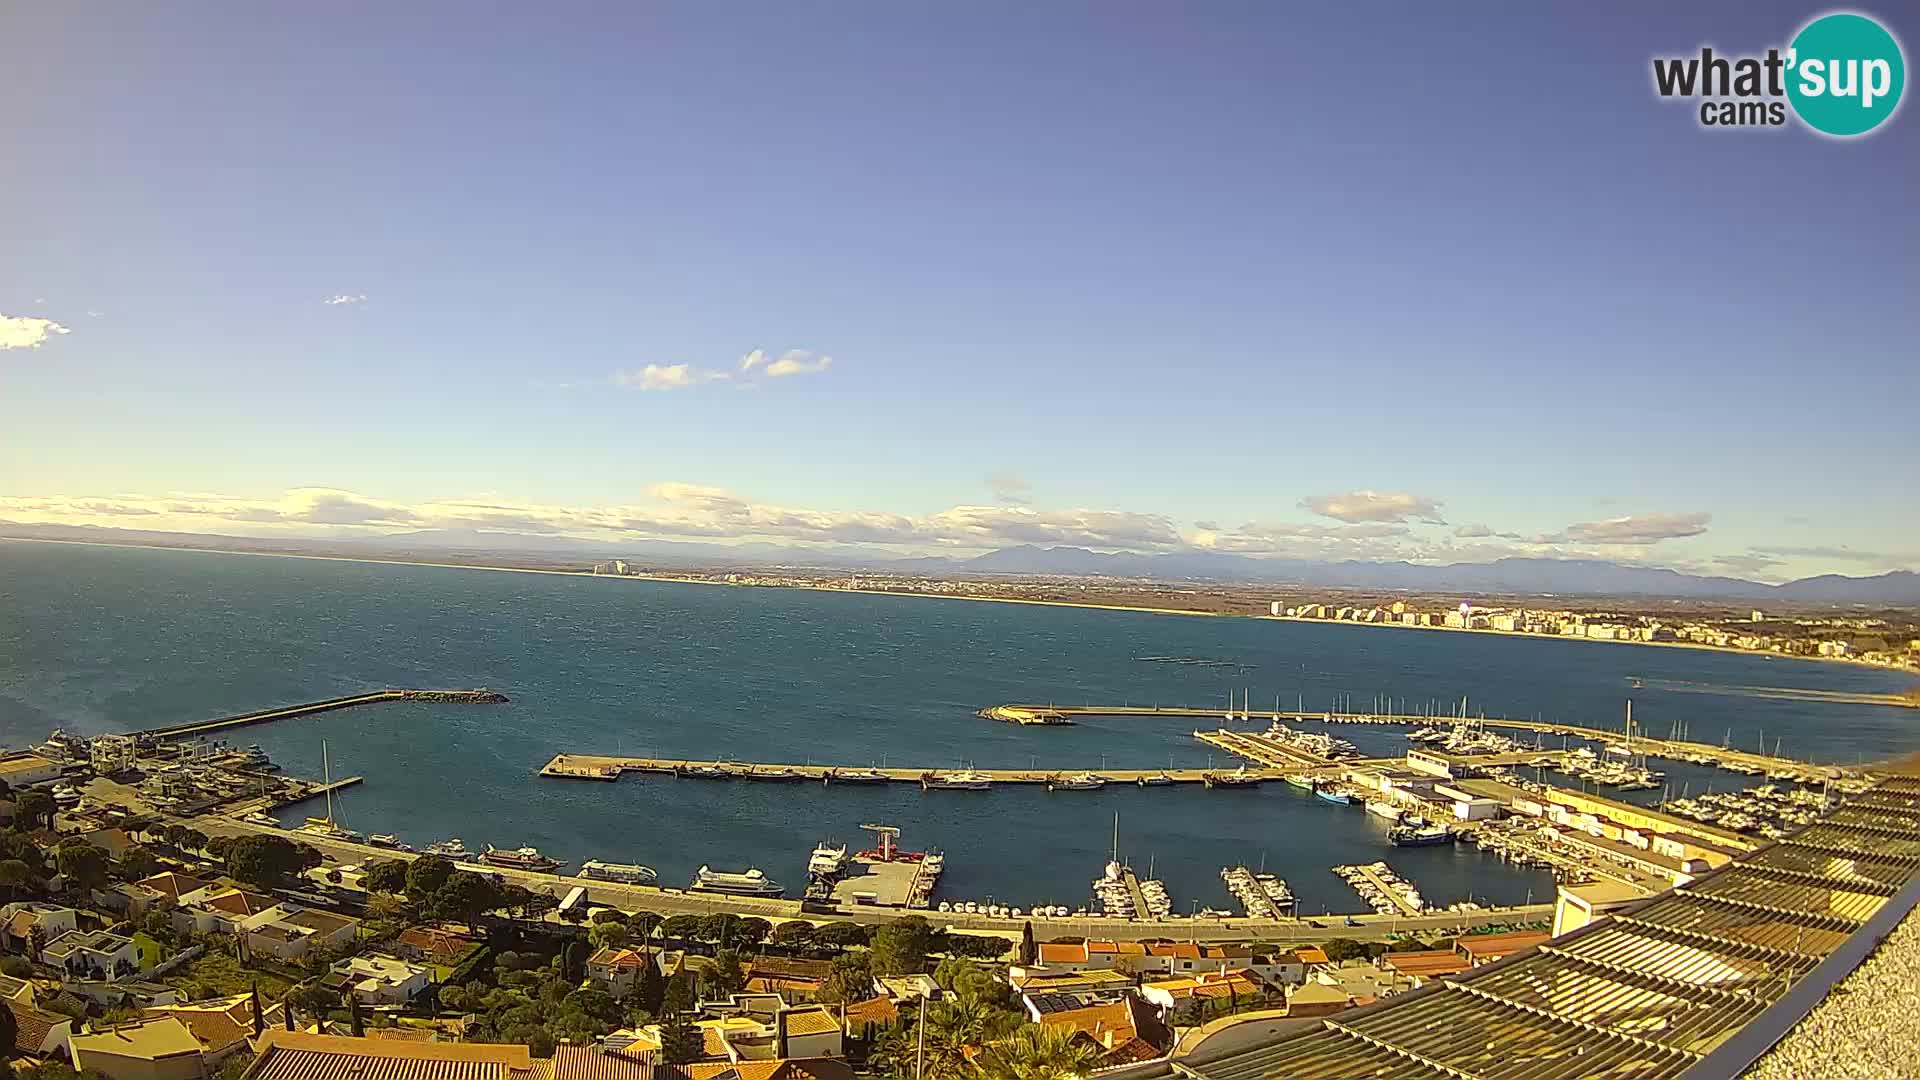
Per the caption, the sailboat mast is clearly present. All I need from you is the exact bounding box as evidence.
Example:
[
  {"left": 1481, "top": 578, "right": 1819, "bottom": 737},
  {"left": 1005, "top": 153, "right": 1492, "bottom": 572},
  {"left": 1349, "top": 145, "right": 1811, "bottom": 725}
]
[{"left": 323, "top": 740, "right": 336, "bottom": 826}]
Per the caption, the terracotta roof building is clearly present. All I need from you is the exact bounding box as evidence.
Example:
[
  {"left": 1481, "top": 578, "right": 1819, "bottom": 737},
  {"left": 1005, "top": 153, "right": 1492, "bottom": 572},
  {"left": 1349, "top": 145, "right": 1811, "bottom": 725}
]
[{"left": 241, "top": 1030, "right": 543, "bottom": 1080}]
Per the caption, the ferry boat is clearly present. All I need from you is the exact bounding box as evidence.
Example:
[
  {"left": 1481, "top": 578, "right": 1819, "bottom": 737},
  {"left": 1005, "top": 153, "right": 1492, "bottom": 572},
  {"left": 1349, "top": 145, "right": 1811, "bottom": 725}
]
[
  {"left": 808, "top": 843, "right": 849, "bottom": 878},
  {"left": 690, "top": 865, "right": 784, "bottom": 897},
  {"left": 1314, "top": 785, "right": 1357, "bottom": 806},
  {"left": 1135, "top": 772, "right": 1176, "bottom": 786},
  {"left": 1365, "top": 800, "right": 1405, "bottom": 822},
  {"left": 1390, "top": 822, "right": 1456, "bottom": 847},
  {"left": 922, "top": 770, "right": 993, "bottom": 791},
  {"left": 1048, "top": 772, "right": 1107, "bottom": 791},
  {"left": 825, "top": 768, "right": 889, "bottom": 784},
  {"left": 581, "top": 859, "right": 659, "bottom": 885},
  {"left": 424, "top": 838, "right": 471, "bottom": 859},
  {"left": 745, "top": 767, "right": 805, "bottom": 782},
  {"left": 479, "top": 845, "right": 565, "bottom": 873}
]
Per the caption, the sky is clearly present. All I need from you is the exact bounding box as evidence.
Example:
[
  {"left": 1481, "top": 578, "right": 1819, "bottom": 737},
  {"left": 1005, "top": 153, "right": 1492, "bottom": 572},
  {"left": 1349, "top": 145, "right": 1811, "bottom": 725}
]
[{"left": 2, "top": 3, "right": 1915, "bottom": 582}]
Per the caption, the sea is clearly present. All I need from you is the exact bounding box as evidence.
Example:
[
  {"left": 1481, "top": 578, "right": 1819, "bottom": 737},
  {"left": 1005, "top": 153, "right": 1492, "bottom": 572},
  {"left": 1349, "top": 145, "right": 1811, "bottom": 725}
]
[{"left": 4, "top": 539, "right": 1917, "bottom": 917}]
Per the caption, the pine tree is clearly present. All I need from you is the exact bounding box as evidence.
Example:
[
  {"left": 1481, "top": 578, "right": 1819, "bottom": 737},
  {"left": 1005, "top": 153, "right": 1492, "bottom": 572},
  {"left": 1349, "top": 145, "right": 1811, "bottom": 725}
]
[
  {"left": 1018, "top": 920, "right": 1036, "bottom": 966},
  {"left": 657, "top": 1011, "right": 702, "bottom": 1065},
  {"left": 634, "top": 950, "right": 667, "bottom": 1014},
  {"left": 661, "top": 969, "right": 696, "bottom": 1015}
]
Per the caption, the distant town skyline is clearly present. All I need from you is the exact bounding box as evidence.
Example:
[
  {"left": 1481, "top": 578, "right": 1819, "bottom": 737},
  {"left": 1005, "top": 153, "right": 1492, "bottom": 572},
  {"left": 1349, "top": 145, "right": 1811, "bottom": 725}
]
[{"left": 3, "top": 4, "right": 1915, "bottom": 583}]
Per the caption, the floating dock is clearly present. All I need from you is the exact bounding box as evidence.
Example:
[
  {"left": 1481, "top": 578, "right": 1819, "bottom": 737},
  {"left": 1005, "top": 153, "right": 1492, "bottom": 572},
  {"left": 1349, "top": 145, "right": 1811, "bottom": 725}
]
[
  {"left": 538, "top": 754, "right": 1293, "bottom": 786},
  {"left": 136, "top": 689, "right": 508, "bottom": 741}
]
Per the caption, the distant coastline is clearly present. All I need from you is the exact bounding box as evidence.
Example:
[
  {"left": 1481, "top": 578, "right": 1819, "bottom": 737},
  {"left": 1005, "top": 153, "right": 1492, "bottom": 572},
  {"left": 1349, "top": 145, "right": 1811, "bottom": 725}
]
[{"left": 6, "top": 533, "right": 1915, "bottom": 683}]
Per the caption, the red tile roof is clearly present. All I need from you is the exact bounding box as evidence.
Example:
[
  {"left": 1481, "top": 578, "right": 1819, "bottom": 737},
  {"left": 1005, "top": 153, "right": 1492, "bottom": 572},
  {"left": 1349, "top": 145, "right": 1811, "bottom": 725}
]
[{"left": 7, "top": 996, "right": 67, "bottom": 1054}]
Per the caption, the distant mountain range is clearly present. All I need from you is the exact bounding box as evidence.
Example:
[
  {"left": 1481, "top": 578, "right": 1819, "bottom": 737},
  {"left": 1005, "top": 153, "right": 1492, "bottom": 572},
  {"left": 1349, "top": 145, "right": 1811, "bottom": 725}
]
[{"left": 5, "top": 520, "right": 1918, "bottom": 605}]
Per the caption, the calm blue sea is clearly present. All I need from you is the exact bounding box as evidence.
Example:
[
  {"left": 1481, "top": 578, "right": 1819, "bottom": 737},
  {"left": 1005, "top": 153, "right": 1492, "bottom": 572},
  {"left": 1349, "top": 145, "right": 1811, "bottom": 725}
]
[{"left": 4, "top": 540, "right": 1916, "bottom": 915}]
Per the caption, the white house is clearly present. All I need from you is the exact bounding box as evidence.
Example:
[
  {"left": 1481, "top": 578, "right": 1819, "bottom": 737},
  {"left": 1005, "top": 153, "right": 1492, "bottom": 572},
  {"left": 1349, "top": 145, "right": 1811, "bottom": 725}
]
[
  {"left": 327, "top": 955, "right": 431, "bottom": 1005},
  {"left": 42, "top": 929, "right": 140, "bottom": 981}
]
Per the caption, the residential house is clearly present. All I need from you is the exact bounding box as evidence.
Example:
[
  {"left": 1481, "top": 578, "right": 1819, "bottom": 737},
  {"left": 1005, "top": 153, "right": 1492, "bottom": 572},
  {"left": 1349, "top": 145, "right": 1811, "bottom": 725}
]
[
  {"left": 1138, "top": 970, "right": 1269, "bottom": 1014},
  {"left": 1036, "top": 996, "right": 1168, "bottom": 1070},
  {"left": 5, "top": 995, "right": 76, "bottom": 1059},
  {"left": 143, "top": 995, "right": 279, "bottom": 1066},
  {"left": 693, "top": 995, "right": 845, "bottom": 1061},
  {"left": 238, "top": 904, "right": 360, "bottom": 962},
  {"left": 1283, "top": 981, "right": 1352, "bottom": 1018},
  {"left": 1378, "top": 950, "right": 1470, "bottom": 987},
  {"left": 550, "top": 1045, "right": 854, "bottom": 1080},
  {"left": 174, "top": 887, "right": 279, "bottom": 937},
  {"left": 742, "top": 955, "right": 835, "bottom": 1002},
  {"left": 586, "top": 946, "right": 653, "bottom": 996},
  {"left": 240, "top": 1030, "right": 546, "bottom": 1080},
  {"left": 69, "top": 1016, "right": 207, "bottom": 1080},
  {"left": 43, "top": 929, "right": 142, "bottom": 980},
  {"left": 391, "top": 926, "right": 479, "bottom": 967},
  {"left": 1, "top": 902, "right": 80, "bottom": 954},
  {"left": 0, "top": 972, "right": 34, "bottom": 1003},
  {"left": 325, "top": 955, "right": 432, "bottom": 1004}
]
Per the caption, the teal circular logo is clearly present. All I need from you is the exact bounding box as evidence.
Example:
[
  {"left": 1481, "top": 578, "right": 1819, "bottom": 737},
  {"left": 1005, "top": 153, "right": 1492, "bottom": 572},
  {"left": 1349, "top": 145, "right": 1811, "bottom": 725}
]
[{"left": 1787, "top": 13, "right": 1906, "bottom": 136}]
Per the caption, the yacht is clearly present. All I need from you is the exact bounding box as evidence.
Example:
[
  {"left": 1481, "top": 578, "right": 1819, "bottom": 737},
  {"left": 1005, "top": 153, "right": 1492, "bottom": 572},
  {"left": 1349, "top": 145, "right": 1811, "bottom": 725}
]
[
  {"left": 1203, "top": 767, "right": 1260, "bottom": 788},
  {"left": 1314, "top": 785, "right": 1357, "bottom": 806},
  {"left": 677, "top": 764, "right": 735, "bottom": 780},
  {"left": 1390, "top": 822, "right": 1456, "bottom": 847},
  {"left": 1284, "top": 773, "right": 1316, "bottom": 790},
  {"left": 479, "top": 845, "right": 565, "bottom": 873},
  {"left": 300, "top": 818, "right": 364, "bottom": 843},
  {"left": 745, "top": 767, "right": 805, "bottom": 782},
  {"left": 808, "top": 843, "right": 849, "bottom": 878},
  {"left": 50, "top": 784, "right": 83, "bottom": 808},
  {"left": 367, "top": 833, "right": 398, "bottom": 848},
  {"left": 690, "top": 865, "right": 784, "bottom": 897},
  {"left": 581, "top": 859, "right": 659, "bottom": 885},
  {"left": 424, "top": 838, "right": 471, "bottom": 859},
  {"left": 1048, "top": 772, "right": 1107, "bottom": 791},
  {"left": 825, "top": 768, "right": 889, "bottom": 784},
  {"left": 1135, "top": 772, "right": 1176, "bottom": 787},
  {"left": 923, "top": 770, "right": 993, "bottom": 791},
  {"left": 1365, "top": 799, "right": 1405, "bottom": 822}
]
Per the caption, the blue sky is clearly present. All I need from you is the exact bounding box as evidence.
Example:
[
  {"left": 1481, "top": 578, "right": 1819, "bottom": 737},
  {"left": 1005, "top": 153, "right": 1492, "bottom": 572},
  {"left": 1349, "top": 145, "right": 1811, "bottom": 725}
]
[{"left": 2, "top": 3, "right": 1915, "bottom": 580}]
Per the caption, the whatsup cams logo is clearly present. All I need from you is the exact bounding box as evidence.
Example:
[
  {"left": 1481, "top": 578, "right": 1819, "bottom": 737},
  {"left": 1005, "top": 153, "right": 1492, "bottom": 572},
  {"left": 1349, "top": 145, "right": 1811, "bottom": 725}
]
[{"left": 1652, "top": 11, "right": 1905, "bottom": 136}]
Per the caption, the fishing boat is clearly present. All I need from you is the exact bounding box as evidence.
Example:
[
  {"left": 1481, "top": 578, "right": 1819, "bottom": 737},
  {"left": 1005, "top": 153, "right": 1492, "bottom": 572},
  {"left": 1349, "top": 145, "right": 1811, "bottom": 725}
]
[
  {"left": 367, "top": 833, "right": 398, "bottom": 848},
  {"left": 808, "top": 843, "right": 849, "bottom": 878},
  {"left": 1314, "top": 785, "right": 1357, "bottom": 806},
  {"left": 690, "top": 865, "right": 784, "bottom": 897},
  {"left": 1135, "top": 772, "right": 1176, "bottom": 786},
  {"left": 1048, "top": 772, "right": 1107, "bottom": 791},
  {"left": 825, "top": 768, "right": 889, "bottom": 784},
  {"left": 744, "top": 766, "right": 805, "bottom": 782},
  {"left": 1284, "top": 773, "right": 1316, "bottom": 790},
  {"left": 424, "top": 838, "right": 471, "bottom": 859},
  {"left": 1390, "top": 822, "right": 1456, "bottom": 847},
  {"left": 677, "top": 764, "right": 736, "bottom": 780},
  {"left": 922, "top": 770, "right": 993, "bottom": 791},
  {"left": 581, "top": 859, "right": 659, "bottom": 885},
  {"left": 1365, "top": 799, "right": 1405, "bottom": 822},
  {"left": 479, "top": 845, "right": 565, "bottom": 872}
]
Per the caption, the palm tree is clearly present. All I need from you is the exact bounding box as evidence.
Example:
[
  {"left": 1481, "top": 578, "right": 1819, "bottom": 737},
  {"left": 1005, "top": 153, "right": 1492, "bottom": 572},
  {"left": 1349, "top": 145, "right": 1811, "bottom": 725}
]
[{"left": 974, "top": 1025, "right": 1101, "bottom": 1080}]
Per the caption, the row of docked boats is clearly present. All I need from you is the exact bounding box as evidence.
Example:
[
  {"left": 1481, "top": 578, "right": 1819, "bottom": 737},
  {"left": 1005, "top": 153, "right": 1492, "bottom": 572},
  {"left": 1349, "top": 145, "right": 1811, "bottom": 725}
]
[
  {"left": 1220, "top": 864, "right": 1295, "bottom": 918},
  {"left": 1334, "top": 861, "right": 1428, "bottom": 915},
  {"left": 674, "top": 763, "right": 893, "bottom": 783},
  {"left": 1261, "top": 721, "right": 1362, "bottom": 759}
]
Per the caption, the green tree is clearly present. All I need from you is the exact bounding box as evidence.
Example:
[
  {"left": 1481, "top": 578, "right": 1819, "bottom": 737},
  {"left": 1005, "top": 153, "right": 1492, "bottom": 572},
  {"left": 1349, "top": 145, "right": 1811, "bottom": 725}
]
[
  {"left": 0, "top": 993, "right": 16, "bottom": 1061},
  {"left": 815, "top": 921, "right": 871, "bottom": 950},
  {"left": 816, "top": 953, "right": 874, "bottom": 1005},
  {"left": 55, "top": 840, "right": 110, "bottom": 893},
  {"left": 734, "top": 917, "right": 771, "bottom": 949},
  {"left": 14, "top": 791, "right": 54, "bottom": 832},
  {"left": 659, "top": 914, "right": 702, "bottom": 942},
  {"left": 698, "top": 912, "right": 740, "bottom": 949},
  {"left": 661, "top": 970, "right": 696, "bottom": 1015},
  {"left": 627, "top": 910, "right": 662, "bottom": 941},
  {"left": 115, "top": 845, "right": 161, "bottom": 882},
  {"left": 869, "top": 915, "right": 935, "bottom": 976},
  {"left": 203, "top": 835, "right": 235, "bottom": 863},
  {"left": 1321, "top": 938, "right": 1367, "bottom": 963},
  {"left": 632, "top": 951, "right": 665, "bottom": 1015},
  {"left": 1018, "top": 920, "right": 1037, "bottom": 967},
  {"left": 431, "top": 871, "right": 501, "bottom": 930},
  {"left": 437, "top": 984, "right": 468, "bottom": 1012},
  {"left": 657, "top": 1011, "right": 702, "bottom": 1066},
  {"left": 0, "top": 859, "right": 34, "bottom": 900},
  {"left": 932, "top": 957, "right": 1011, "bottom": 1009},
  {"left": 225, "top": 835, "right": 307, "bottom": 889},
  {"left": 404, "top": 855, "right": 456, "bottom": 901},
  {"left": 361, "top": 859, "right": 409, "bottom": 894},
  {"left": 770, "top": 921, "right": 817, "bottom": 950},
  {"left": 589, "top": 922, "right": 629, "bottom": 951},
  {"left": 703, "top": 949, "right": 745, "bottom": 998},
  {"left": 590, "top": 909, "right": 627, "bottom": 926},
  {"left": 973, "top": 1022, "right": 1101, "bottom": 1080}
]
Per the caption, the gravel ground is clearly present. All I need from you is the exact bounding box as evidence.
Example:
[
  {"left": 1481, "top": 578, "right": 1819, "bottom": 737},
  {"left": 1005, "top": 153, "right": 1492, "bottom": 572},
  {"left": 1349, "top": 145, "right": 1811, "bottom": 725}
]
[{"left": 1744, "top": 903, "right": 1920, "bottom": 1080}]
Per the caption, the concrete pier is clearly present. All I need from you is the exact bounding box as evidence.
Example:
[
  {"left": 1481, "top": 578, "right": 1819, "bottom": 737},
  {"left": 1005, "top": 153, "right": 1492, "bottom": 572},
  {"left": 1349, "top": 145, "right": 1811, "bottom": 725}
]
[
  {"left": 538, "top": 754, "right": 1294, "bottom": 785},
  {"left": 136, "top": 688, "right": 508, "bottom": 741}
]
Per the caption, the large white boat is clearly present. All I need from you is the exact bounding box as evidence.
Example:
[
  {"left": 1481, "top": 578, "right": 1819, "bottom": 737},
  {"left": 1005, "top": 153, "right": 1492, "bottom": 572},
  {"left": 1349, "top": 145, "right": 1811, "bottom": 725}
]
[
  {"left": 424, "top": 838, "right": 471, "bottom": 858},
  {"left": 581, "top": 859, "right": 659, "bottom": 885},
  {"left": 690, "top": 865, "right": 784, "bottom": 897},
  {"left": 922, "top": 770, "right": 992, "bottom": 791},
  {"left": 1048, "top": 772, "right": 1107, "bottom": 791},
  {"left": 825, "top": 768, "right": 889, "bottom": 784},
  {"left": 808, "top": 843, "right": 849, "bottom": 878},
  {"left": 479, "top": 845, "right": 565, "bottom": 872}
]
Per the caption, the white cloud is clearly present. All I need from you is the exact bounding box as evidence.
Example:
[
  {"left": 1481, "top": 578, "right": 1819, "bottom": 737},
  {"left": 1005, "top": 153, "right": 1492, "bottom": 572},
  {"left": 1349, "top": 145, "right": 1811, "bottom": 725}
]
[
  {"left": 323, "top": 294, "right": 367, "bottom": 306},
  {"left": 613, "top": 364, "right": 732, "bottom": 391},
  {"left": 1453, "top": 523, "right": 1494, "bottom": 538},
  {"left": 1557, "top": 512, "right": 1710, "bottom": 545},
  {"left": 739, "top": 349, "right": 768, "bottom": 373},
  {"left": 0, "top": 314, "right": 72, "bottom": 350},
  {"left": 762, "top": 350, "right": 832, "bottom": 378},
  {"left": 1301, "top": 490, "right": 1445, "bottom": 524}
]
